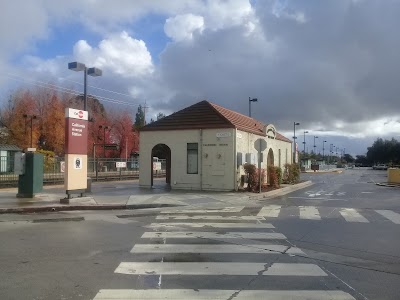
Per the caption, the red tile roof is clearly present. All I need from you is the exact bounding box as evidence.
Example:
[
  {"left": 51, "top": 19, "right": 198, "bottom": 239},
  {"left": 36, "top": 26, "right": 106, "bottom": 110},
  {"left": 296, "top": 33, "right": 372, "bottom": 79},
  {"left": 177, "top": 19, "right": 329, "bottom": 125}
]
[{"left": 141, "top": 100, "right": 291, "bottom": 143}]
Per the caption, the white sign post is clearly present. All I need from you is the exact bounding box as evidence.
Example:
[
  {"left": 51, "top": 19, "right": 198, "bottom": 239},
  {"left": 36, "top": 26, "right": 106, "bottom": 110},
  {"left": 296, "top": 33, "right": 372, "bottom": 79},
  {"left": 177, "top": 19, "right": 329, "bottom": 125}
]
[{"left": 254, "top": 139, "right": 267, "bottom": 193}]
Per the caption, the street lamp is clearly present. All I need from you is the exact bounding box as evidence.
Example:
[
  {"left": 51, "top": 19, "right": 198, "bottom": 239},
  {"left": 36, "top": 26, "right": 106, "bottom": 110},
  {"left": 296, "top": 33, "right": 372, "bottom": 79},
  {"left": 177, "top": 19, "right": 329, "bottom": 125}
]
[
  {"left": 330, "top": 144, "right": 334, "bottom": 164},
  {"left": 248, "top": 97, "right": 258, "bottom": 117},
  {"left": 99, "top": 125, "right": 110, "bottom": 158},
  {"left": 303, "top": 131, "right": 308, "bottom": 154},
  {"left": 322, "top": 140, "right": 327, "bottom": 162},
  {"left": 293, "top": 122, "right": 300, "bottom": 163},
  {"left": 23, "top": 114, "right": 37, "bottom": 148},
  {"left": 313, "top": 136, "right": 318, "bottom": 154},
  {"left": 68, "top": 62, "right": 102, "bottom": 111}
]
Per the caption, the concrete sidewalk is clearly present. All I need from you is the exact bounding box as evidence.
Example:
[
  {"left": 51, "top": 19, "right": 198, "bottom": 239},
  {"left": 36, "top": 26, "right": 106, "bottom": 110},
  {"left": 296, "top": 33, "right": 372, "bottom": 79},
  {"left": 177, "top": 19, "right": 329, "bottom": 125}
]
[{"left": 0, "top": 180, "right": 313, "bottom": 214}]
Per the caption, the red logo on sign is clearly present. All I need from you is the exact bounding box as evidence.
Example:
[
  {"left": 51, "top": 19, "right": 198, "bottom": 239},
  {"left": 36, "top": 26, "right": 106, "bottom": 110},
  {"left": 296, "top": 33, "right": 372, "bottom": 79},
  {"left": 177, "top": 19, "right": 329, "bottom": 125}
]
[{"left": 78, "top": 111, "right": 83, "bottom": 118}]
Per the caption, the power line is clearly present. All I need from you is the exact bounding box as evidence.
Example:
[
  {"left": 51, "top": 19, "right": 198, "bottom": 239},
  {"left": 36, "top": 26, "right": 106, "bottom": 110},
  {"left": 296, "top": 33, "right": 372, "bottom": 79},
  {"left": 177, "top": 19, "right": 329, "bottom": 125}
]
[
  {"left": 60, "top": 77, "right": 135, "bottom": 98},
  {"left": 3, "top": 73, "right": 140, "bottom": 107}
]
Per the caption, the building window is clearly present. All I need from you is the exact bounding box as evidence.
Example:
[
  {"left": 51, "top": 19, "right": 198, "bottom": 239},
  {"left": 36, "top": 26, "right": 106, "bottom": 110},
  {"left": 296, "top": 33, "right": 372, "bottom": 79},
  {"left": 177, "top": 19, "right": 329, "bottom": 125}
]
[
  {"left": 279, "top": 149, "right": 281, "bottom": 168},
  {"left": 187, "top": 143, "right": 198, "bottom": 174},
  {"left": 285, "top": 149, "right": 288, "bottom": 164}
]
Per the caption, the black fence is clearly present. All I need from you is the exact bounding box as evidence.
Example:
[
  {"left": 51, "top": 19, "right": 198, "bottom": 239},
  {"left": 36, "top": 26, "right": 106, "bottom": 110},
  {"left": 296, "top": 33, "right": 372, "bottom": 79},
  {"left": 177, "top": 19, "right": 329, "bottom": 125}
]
[{"left": 0, "top": 156, "right": 166, "bottom": 188}]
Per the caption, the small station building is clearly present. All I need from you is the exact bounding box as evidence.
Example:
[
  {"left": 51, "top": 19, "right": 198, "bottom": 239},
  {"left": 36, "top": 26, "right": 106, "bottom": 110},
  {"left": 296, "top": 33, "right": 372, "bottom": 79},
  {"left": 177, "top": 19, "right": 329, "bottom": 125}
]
[{"left": 139, "top": 100, "right": 292, "bottom": 191}]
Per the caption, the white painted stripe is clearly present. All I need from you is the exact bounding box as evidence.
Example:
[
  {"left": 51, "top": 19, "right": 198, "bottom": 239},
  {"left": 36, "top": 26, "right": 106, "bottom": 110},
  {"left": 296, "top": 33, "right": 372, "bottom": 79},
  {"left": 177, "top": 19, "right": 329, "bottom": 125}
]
[
  {"left": 141, "top": 231, "right": 286, "bottom": 240},
  {"left": 289, "top": 197, "right": 346, "bottom": 201},
  {"left": 147, "top": 222, "right": 274, "bottom": 229},
  {"left": 339, "top": 208, "right": 369, "bottom": 223},
  {"left": 160, "top": 206, "right": 245, "bottom": 214},
  {"left": 114, "top": 262, "right": 327, "bottom": 276},
  {"left": 257, "top": 205, "right": 281, "bottom": 217},
  {"left": 376, "top": 210, "right": 400, "bottom": 224},
  {"left": 299, "top": 206, "right": 321, "bottom": 220},
  {"left": 131, "top": 244, "right": 304, "bottom": 254},
  {"left": 156, "top": 215, "right": 265, "bottom": 221},
  {"left": 94, "top": 289, "right": 356, "bottom": 300}
]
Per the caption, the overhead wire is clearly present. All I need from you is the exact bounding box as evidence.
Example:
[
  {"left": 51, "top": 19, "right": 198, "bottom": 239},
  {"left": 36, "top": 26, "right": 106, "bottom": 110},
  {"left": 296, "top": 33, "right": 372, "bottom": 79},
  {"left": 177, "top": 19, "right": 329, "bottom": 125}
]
[{"left": 3, "top": 73, "right": 140, "bottom": 107}]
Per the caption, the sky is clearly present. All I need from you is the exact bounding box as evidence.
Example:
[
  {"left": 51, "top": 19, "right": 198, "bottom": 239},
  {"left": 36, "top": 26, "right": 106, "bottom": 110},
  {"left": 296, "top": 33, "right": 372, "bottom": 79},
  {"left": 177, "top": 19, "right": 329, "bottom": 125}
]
[{"left": 1, "top": 0, "right": 400, "bottom": 156}]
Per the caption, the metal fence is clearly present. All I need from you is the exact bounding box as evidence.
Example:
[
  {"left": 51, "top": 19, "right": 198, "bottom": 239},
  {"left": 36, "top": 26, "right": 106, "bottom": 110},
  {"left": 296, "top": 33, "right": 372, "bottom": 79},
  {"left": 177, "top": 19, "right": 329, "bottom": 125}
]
[{"left": 0, "top": 156, "right": 166, "bottom": 188}]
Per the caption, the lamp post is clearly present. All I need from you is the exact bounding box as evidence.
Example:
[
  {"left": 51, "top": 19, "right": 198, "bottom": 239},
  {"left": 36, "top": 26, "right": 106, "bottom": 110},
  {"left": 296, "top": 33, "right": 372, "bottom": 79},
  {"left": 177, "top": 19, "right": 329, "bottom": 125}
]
[
  {"left": 99, "top": 125, "right": 110, "bottom": 158},
  {"left": 248, "top": 97, "right": 258, "bottom": 117},
  {"left": 293, "top": 122, "right": 300, "bottom": 163},
  {"left": 330, "top": 144, "right": 334, "bottom": 164},
  {"left": 68, "top": 62, "right": 102, "bottom": 111},
  {"left": 303, "top": 131, "right": 308, "bottom": 154},
  {"left": 313, "top": 136, "right": 318, "bottom": 154},
  {"left": 23, "top": 114, "right": 37, "bottom": 148},
  {"left": 322, "top": 140, "right": 327, "bottom": 162}
]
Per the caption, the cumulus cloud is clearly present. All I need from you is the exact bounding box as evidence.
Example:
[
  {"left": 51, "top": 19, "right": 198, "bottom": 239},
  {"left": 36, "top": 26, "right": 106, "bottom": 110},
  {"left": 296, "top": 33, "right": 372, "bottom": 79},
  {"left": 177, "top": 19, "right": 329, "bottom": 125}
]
[
  {"left": 4, "top": 0, "right": 400, "bottom": 155},
  {"left": 164, "top": 14, "right": 204, "bottom": 41},
  {"left": 73, "top": 32, "right": 153, "bottom": 77}
]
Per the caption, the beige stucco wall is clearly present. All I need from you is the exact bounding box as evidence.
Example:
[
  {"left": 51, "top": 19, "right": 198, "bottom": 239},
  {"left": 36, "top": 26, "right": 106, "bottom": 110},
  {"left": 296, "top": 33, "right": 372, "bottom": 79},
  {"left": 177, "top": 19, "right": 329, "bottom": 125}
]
[
  {"left": 235, "top": 129, "right": 292, "bottom": 189},
  {"left": 139, "top": 128, "right": 236, "bottom": 191},
  {"left": 388, "top": 168, "right": 400, "bottom": 184}
]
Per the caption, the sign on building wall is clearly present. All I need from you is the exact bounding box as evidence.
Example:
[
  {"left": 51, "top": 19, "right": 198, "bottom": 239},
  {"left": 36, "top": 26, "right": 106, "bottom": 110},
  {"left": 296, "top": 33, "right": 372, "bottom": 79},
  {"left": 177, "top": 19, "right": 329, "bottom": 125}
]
[{"left": 216, "top": 132, "right": 232, "bottom": 138}]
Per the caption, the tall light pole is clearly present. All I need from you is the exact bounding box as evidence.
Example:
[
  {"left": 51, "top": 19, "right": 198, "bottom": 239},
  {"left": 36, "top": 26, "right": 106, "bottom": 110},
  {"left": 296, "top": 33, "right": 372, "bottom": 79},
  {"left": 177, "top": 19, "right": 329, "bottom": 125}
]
[
  {"left": 322, "top": 140, "right": 327, "bottom": 162},
  {"left": 248, "top": 97, "right": 258, "bottom": 117},
  {"left": 99, "top": 125, "right": 110, "bottom": 158},
  {"left": 313, "top": 136, "right": 318, "bottom": 154},
  {"left": 303, "top": 131, "right": 308, "bottom": 154},
  {"left": 68, "top": 62, "right": 102, "bottom": 111},
  {"left": 293, "top": 122, "right": 300, "bottom": 163},
  {"left": 330, "top": 144, "right": 334, "bottom": 164},
  {"left": 23, "top": 114, "right": 37, "bottom": 148}
]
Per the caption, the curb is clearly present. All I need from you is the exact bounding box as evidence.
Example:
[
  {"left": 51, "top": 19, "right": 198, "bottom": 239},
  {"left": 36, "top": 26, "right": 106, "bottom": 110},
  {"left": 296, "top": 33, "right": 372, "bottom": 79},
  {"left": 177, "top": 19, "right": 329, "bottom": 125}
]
[
  {"left": 376, "top": 182, "right": 400, "bottom": 188},
  {"left": 0, "top": 203, "right": 182, "bottom": 214},
  {"left": 248, "top": 180, "right": 314, "bottom": 201}
]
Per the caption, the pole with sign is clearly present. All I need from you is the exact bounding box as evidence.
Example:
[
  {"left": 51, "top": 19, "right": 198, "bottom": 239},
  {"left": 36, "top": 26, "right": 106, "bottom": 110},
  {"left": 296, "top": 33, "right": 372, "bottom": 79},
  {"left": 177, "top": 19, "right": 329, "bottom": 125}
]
[
  {"left": 64, "top": 108, "right": 88, "bottom": 198},
  {"left": 254, "top": 138, "right": 267, "bottom": 193}
]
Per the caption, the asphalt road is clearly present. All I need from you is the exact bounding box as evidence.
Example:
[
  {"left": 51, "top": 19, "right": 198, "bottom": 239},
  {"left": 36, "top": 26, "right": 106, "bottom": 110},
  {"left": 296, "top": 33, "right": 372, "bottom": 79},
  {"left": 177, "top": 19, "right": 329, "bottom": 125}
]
[{"left": 0, "top": 168, "right": 399, "bottom": 299}]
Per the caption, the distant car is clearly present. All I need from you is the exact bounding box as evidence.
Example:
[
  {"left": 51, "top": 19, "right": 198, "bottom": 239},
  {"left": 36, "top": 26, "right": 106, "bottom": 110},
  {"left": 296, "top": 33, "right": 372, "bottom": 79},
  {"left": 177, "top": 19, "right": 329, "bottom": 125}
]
[{"left": 373, "top": 164, "right": 388, "bottom": 170}]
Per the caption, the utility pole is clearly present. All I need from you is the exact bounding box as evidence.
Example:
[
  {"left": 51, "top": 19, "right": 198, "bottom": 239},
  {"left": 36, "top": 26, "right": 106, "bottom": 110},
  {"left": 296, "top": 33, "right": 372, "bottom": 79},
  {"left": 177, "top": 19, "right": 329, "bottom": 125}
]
[{"left": 143, "top": 100, "right": 149, "bottom": 126}]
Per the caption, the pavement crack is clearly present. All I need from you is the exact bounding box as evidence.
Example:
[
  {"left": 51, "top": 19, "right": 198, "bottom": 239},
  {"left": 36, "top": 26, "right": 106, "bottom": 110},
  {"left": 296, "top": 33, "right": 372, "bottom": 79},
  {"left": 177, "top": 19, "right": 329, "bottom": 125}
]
[
  {"left": 226, "top": 290, "right": 241, "bottom": 300},
  {"left": 257, "top": 262, "right": 273, "bottom": 276}
]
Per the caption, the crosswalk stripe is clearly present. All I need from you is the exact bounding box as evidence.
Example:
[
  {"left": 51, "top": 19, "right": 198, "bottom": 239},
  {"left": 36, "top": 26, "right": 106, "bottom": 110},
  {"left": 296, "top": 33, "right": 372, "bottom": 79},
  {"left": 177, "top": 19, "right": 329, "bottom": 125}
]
[
  {"left": 131, "top": 244, "right": 305, "bottom": 254},
  {"left": 147, "top": 222, "right": 275, "bottom": 229},
  {"left": 94, "top": 289, "right": 356, "bottom": 299},
  {"left": 339, "top": 208, "right": 369, "bottom": 223},
  {"left": 299, "top": 206, "right": 321, "bottom": 220},
  {"left": 375, "top": 210, "right": 400, "bottom": 224},
  {"left": 257, "top": 205, "right": 281, "bottom": 217},
  {"left": 160, "top": 206, "right": 245, "bottom": 214},
  {"left": 141, "top": 231, "right": 286, "bottom": 239},
  {"left": 156, "top": 215, "right": 265, "bottom": 221},
  {"left": 114, "top": 262, "right": 327, "bottom": 276}
]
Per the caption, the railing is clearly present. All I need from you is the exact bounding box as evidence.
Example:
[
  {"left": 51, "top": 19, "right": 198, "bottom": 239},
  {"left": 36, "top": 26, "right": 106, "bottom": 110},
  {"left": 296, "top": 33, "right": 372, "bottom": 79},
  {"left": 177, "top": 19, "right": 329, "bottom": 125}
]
[{"left": 0, "top": 156, "right": 166, "bottom": 188}]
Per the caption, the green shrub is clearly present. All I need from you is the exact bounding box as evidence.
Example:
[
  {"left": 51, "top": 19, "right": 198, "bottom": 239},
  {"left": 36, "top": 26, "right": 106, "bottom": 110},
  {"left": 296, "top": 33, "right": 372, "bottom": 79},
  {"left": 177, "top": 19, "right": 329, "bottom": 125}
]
[
  {"left": 268, "top": 165, "right": 279, "bottom": 188},
  {"left": 243, "top": 163, "right": 266, "bottom": 192},
  {"left": 283, "top": 163, "right": 300, "bottom": 184},
  {"left": 36, "top": 149, "right": 56, "bottom": 172},
  {"left": 267, "top": 166, "right": 282, "bottom": 188}
]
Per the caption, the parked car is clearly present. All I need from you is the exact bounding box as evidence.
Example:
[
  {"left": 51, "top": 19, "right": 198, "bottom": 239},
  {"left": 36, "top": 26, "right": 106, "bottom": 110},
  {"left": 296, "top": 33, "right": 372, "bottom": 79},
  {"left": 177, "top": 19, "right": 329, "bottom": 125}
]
[{"left": 373, "top": 164, "right": 388, "bottom": 170}]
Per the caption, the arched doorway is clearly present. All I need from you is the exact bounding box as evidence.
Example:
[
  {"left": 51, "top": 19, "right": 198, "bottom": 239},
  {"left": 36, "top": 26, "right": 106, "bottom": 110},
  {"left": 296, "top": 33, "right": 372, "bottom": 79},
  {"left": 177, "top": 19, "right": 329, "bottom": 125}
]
[{"left": 151, "top": 144, "right": 171, "bottom": 188}]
